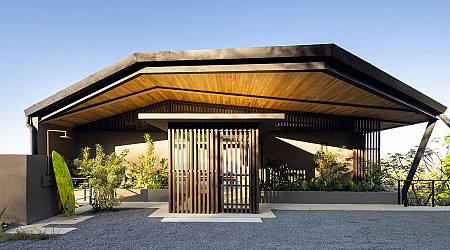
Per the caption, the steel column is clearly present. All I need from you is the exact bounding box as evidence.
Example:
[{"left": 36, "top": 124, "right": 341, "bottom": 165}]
[
  {"left": 402, "top": 119, "right": 437, "bottom": 206},
  {"left": 439, "top": 113, "right": 450, "bottom": 128}
]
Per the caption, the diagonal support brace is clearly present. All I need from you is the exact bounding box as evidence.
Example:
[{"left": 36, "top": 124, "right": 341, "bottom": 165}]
[
  {"left": 439, "top": 113, "right": 450, "bottom": 128},
  {"left": 401, "top": 119, "right": 437, "bottom": 206}
]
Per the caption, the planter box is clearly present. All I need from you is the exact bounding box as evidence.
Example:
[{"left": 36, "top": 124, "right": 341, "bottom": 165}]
[
  {"left": 260, "top": 191, "right": 397, "bottom": 204},
  {"left": 117, "top": 189, "right": 168, "bottom": 202}
]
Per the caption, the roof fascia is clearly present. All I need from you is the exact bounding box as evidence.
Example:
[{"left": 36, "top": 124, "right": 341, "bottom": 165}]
[
  {"left": 24, "top": 53, "right": 140, "bottom": 116},
  {"left": 24, "top": 44, "right": 335, "bottom": 117},
  {"left": 24, "top": 44, "right": 446, "bottom": 121},
  {"left": 330, "top": 45, "right": 447, "bottom": 114}
]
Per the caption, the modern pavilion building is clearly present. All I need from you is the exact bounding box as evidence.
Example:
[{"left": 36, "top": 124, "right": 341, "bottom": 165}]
[{"left": 25, "top": 44, "right": 449, "bottom": 214}]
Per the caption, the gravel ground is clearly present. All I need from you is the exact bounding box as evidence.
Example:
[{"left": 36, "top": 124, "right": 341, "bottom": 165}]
[{"left": 1, "top": 208, "right": 449, "bottom": 249}]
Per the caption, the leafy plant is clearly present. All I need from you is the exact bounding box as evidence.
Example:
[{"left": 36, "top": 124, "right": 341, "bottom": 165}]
[
  {"left": 259, "top": 159, "right": 304, "bottom": 191},
  {"left": 0, "top": 227, "right": 52, "bottom": 243},
  {"left": 7, "top": 230, "right": 27, "bottom": 241},
  {"left": 380, "top": 133, "right": 450, "bottom": 205},
  {"left": 0, "top": 207, "right": 5, "bottom": 238},
  {"left": 313, "top": 148, "right": 350, "bottom": 191},
  {"left": 299, "top": 179, "right": 309, "bottom": 191},
  {"left": 74, "top": 144, "right": 128, "bottom": 211},
  {"left": 347, "top": 179, "right": 359, "bottom": 191},
  {"left": 123, "top": 134, "right": 168, "bottom": 189}
]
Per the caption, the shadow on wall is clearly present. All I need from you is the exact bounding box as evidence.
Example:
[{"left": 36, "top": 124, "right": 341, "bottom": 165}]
[
  {"left": 262, "top": 132, "right": 354, "bottom": 180},
  {"left": 115, "top": 140, "right": 168, "bottom": 164},
  {"left": 75, "top": 131, "right": 168, "bottom": 161}
]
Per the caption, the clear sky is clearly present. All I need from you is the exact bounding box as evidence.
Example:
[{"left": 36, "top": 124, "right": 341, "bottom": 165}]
[{"left": 0, "top": 1, "right": 449, "bottom": 156}]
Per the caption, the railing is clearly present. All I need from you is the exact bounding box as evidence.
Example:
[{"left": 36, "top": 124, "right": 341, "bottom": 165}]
[
  {"left": 397, "top": 179, "right": 450, "bottom": 207},
  {"left": 259, "top": 168, "right": 306, "bottom": 184},
  {"left": 72, "top": 177, "right": 91, "bottom": 204}
]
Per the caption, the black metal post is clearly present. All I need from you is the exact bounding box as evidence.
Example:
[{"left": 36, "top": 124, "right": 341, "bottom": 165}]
[
  {"left": 89, "top": 182, "right": 92, "bottom": 205},
  {"left": 431, "top": 180, "right": 435, "bottom": 207},
  {"left": 402, "top": 119, "right": 437, "bottom": 206},
  {"left": 398, "top": 180, "right": 401, "bottom": 205}
]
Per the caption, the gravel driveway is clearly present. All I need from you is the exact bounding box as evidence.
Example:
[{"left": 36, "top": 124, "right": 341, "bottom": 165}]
[{"left": 1, "top": 208, "right": 449, "bottom": 249}]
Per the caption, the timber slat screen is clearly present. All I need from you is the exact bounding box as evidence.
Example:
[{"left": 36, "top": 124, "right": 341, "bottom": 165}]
[
  {"left": 353, "top": 119, "right": 380, "bottom": 180},
  {"left": 168, "top": 123, "right": 259, "bottom": 214}
]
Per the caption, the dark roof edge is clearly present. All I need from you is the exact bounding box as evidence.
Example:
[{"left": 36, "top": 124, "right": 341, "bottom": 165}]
[
  {"left": 24, "top": 44, "right": 334, "bottom": 116},
  {"left": 24, "top": 53, "right": 140, "bottom": 116},
  {"left": 330, "top": 45, "right": 447, "bottom": 114},
  {"left": 24, "top": 44, "right": 447, "bottom": 117}
]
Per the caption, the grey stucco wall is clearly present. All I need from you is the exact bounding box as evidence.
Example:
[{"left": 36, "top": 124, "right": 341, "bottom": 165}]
[
  {"left": 0, "top": 155, "right": 27, "bottom": 224},
  {"left": 26, "top": 155, "right": 61, "bottom": 224},
  {"left": 0, "top": 155, "right": 60, "bottom": 225}
]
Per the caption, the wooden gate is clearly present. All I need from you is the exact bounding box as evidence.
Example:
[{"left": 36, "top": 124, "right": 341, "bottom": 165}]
[{"left": 168, "top": 123, "right": 259, "bottom": 214}]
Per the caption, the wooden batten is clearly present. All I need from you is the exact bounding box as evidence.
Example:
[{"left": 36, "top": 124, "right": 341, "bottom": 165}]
[{"left": 168, "top": 123, "right": 260, "bottom": 214}]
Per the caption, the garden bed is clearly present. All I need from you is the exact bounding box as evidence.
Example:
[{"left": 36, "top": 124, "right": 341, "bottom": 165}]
[{"left": 260, "top": 191, "right": 397, "bottom": 204}]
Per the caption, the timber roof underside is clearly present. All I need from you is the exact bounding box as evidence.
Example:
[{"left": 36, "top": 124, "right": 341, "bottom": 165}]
[{"left": 43, "top": 71, "right": 427, "bottom": 127}]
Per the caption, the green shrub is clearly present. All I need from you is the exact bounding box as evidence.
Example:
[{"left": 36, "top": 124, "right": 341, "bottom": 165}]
[
  {"left": 313, "top": 148, "right": 350, "bottom": 191},
  {"left": 299, "top": 180, "right": 309, "bottom": 191},
  {"left": 123, "top": 134, "right": 169, "bottom": 189},
  {"left": 259, "top": 159, "right": 303, "bottom": 191},
  {"left": 0, "top": 207, "right": 6, "bottom": 238},
  {"left": 74, "top": 144, "right": 128, "bottom": 211}
]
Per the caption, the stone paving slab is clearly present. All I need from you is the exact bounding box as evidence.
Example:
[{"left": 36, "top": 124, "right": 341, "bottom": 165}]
[
  {"left": 5, "top": 205, "right": 93, "bottom": 235},
  {"left": 148, "top": 204, "right": 276, "bottom": 218},
  {"left": 6, "top": 226, "right": 77, "bottom": 235},
  {"left": 161, "top": 217, "right": 262, "bottom": 223},
  {"left": 263, "top": 203, "right": 450, "bottom": 211}
]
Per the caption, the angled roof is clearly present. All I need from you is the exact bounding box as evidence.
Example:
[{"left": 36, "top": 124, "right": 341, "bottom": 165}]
[{"left": 24, "top": 44, "right": 447, "bottom": 129}]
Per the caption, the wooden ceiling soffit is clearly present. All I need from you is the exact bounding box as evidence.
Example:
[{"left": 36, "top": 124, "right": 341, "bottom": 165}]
[
  {"left": 68, "top": 71, "right": 406, "bottom": 113},
  {"left": 39, "top": 64, "right": 429, "bottom": 127},
  {"left": 44, "top": 88, "right": 428, "bottom": 127},
  {"left": 39, "top": 63, "right": 326, "bottom": 122},
  {"left": 59, "top": 71, "right": 410, "bottom": 117}
]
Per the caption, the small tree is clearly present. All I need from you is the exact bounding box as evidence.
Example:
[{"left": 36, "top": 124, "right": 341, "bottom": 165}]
[
  {"left": 74, "top": 144, "right": 128, "bottom": 211},
  {"left": 313, "top": 148, "right": 350, "bottom": 191},
  {"left": 125, "top": 134, "right": 169, "bottom": 189},
  {"left": 380, "top": 134, "right": 450, "bottom": 205}
]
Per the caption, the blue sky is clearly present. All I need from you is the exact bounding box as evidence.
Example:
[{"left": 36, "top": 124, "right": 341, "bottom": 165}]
[{"left": 0, "top": 1, "right": 449, "bottom": 155}]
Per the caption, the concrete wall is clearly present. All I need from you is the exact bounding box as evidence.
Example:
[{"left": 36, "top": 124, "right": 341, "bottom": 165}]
[
  {"left": 262, "top": 131, "right": 354, "bottom": 180},
  {"left": 0, "top": 155, "right": 60, "bottom": 225},
  {"left": 26, "top": 155, "right": 61, "bottom": 224},
  {"left": 0, "top": 155, "right": 27, "bottom": 224},
  {"left": 117, "top": 189, "right": 169, "bottom": 202}
]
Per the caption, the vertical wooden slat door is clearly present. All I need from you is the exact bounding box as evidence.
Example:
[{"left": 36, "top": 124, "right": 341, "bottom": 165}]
[
  {"left": 220, "top": 127, "right": 258, "bottom": 213},
  {"left": 168, "top": 124, "right": 259, "bottom": 214}
]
